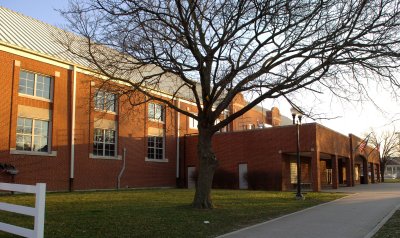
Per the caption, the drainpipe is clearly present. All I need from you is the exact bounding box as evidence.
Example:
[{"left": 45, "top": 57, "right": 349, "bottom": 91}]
[
  {"left": 117, "top": 148, "right": 127, "bottom": 189},
  {"left": 176, "top": 99, "right": 181, "bottom": 182},
  {"left": 69, "top": 65, "right": 77, "bottom": 191}
]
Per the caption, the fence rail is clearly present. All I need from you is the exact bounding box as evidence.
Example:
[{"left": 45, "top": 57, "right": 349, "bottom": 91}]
[{"left": 0, "top": 183, "right": 46, "bottom": 238}]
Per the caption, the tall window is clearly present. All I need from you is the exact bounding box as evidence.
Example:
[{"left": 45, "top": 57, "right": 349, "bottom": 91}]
[
  {"left": 290, "top": 162, "right": 297, "bottom": 184},
  {"left": 19, "top": 71, "right": 52, "bottom": 100},
  {"left": 93, "top": 128, "right": 116, "bottom": 157},
  {"left": 147, "top": 136, "right": 164, "bottom": 160},
  {"left": 16, "top": 117, "right": 49, "bottom": 152},
  {"left": 189, "top": 116, "right": 198, "bottom": 129},
  {"left": 148, "top": 103, "right": 164, "bottom": 122},
  {"left": 94, "top": 91, "right": 117, "bottom": 112}
]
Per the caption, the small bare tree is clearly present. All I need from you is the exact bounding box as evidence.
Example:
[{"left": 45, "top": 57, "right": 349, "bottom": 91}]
[
  {"left": 369, "top": 130, "right": 400, "bottom": 182},
  {"left": 60, "top": 0, "right": 400, "bottom": 208}
]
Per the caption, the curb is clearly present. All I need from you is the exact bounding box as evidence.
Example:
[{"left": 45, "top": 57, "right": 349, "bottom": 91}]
[{"left": 364, "top": 203, "right": 400, "bottom": 238}]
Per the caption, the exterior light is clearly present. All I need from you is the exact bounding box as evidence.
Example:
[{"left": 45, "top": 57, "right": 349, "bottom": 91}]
[{"left": 290, "top": 107, "right": 305, "bottom": 200}]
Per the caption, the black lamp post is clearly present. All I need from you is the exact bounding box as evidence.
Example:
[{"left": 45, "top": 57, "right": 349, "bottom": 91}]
[{"left": 290, "top": 107, "right": 304, "bottom": 200}]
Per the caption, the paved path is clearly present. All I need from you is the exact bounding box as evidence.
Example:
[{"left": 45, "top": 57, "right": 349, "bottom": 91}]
[{"left": 219, "top": 183, "right": 400, "bottom": 238}]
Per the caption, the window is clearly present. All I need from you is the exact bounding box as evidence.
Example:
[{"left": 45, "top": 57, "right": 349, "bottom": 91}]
[
  {"left": 93, "top": 128, "right": 116, "bottom": 157},
  {"left": 94, "top": 91, "right": 117, "bottom": 112},
  {"left": 148, "top": 103, "right": 164, "bottom": 122},
  {"left": 189, "top": 116, "right": 198, "bottom": 129},
  {"left": 16, "top": 117, "right": 49, "bottom": 152},
  {"left": 147, "top": 136, "right": 164, "bottom": 160},
  {"left": 290, "top": 162, "right": 297, "bottom": 184},
  {"left": 19, "top": 71, "right": 52, "bottom": 100}
]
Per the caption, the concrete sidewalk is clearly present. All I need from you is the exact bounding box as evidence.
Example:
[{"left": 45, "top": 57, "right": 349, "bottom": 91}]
[{"left": 219, "top": 183, "right": 400, "bottom": 238}]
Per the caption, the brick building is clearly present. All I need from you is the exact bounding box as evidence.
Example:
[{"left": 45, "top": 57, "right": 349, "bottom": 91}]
[
  {"left": 0, "top": 7, "right": 379, "bottom": 192},
  {"left": 184, "top": 124, "right": 380, "bottom": 191}
]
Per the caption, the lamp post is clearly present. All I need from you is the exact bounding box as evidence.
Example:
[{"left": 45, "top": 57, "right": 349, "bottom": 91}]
[{"left": 291, "top": 107, "right": 304, "bottom": 200}]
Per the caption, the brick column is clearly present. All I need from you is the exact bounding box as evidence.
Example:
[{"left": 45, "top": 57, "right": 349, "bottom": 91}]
[
  {"left": 311, "top": 150, "right": 321, "bottom": 192},
  {"left": 346, "top": 158, "right": 352, "bottom": 187},
  {"left": 363, "top": 159, "right": 369, "bottom": 184},
  {"left": 332, "top": 155, "right": 339, "bottom": 189},
  {"left": 370, "top": 162, "right": 375, "bottom": 183}
]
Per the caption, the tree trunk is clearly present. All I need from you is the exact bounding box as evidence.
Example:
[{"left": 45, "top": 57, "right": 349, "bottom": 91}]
[
  {"left": 380, "top": 163, "right": 385, "bottom": 183},
  {"left": 192, "top": 128, "right": 218, "bottom": 209}
]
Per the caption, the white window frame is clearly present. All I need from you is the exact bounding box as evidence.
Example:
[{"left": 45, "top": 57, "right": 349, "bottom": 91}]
[
  {"left": 148, "top": 103, "right": 164, "bottom": 122},
  {"left": 189, "top": 115, "right": 198, "bottom": 129},
  {"left": 94, "top": 90, "right": 118, "bottom": 113},
  {"left": 18, "top": 70, "right": 53, "bottom": 102},
  {"left": 145, "top": 133, "right": 168, "bottom": 163},
  {"left": 91, "top": 128, "right": 119, "bottom": 159},
  {"left": 13, "top": 117, "right": 56, "bottom": 156}
]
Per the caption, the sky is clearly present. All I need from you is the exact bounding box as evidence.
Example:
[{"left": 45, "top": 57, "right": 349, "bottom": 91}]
[{"left": 1, "top": 0, "right": 400, "bottom": 138}]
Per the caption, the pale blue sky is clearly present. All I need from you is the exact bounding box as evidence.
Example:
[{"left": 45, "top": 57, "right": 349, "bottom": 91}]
[
  {"left": 1, "top": 0, "right": 399, "bottom": 137},
  {"left": 0, "top": 0, "right": 68, "bottom": 26}
]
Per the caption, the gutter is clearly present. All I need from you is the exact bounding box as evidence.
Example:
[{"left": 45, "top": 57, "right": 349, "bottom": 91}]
[
  {"left": 69, "top": 65, "right": 77, "bottom": 191},
  {"left": 176, "top": 99, "right": 181, "bottom": 179},
  {"left": 117, "top": 148, "right": 127, "bottom": 189}
]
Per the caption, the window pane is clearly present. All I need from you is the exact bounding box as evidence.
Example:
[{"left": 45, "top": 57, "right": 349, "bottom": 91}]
[
  {"left": 16, "top": 118, "right": 50, "bottom": 152},
  {"left": 94, "top": 91, "right": 104, "bottom": 110},
  {"left": 93, "top": 128, "right": 116, "bottom": 157},
  {"left": 23, "top": 119, "right": 33, "bottom": 134},
  {"left": 19, "top": 71, "right": 35, "bottom": 96},
  {"left": 105, "top": 92, "right": 116, "bottom": 112},
  {"left": 148, "top": 103, "right": 155, "bottom": 119},
  {"left": 93, "top": 142, "right": 103, "bottom": 156},
  {"left": 36, "top": 75, "right": 51, "bottom": 99},
  {"left": 154, "top": 104, "right": 163, "bottom": 121},
  {"left": 23, "top": 135, "right": 32, "bottom": 151}
]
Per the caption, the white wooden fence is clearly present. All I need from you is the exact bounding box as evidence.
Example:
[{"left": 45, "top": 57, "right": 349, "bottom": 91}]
[{"left": 0, "top": 183, "right": 46, "bottom": 238}]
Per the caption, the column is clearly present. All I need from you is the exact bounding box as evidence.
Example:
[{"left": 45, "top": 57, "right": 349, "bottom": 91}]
[
  {"left": 346, "top": 158, "right": 352, "bottom": 187},
  {"left": 332, "top": 155, "right": 339, "bottom": 189},
  {"left": 370, "top": 162, "right": 375, "bottom": 183},
  {"left": 311, "top": 150, "right": 321, "bottom": 192}
]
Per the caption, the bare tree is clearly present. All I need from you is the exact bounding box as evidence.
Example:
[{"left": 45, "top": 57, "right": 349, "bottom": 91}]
[
  {"left": 60, "top": 0, "right": 400, "bottom": 208},
  {"left": 369, "top": 129, "right": 400, "bottom": 182}
]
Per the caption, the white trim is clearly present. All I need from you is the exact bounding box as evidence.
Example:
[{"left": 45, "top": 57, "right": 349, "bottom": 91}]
[
  {"left": 10, "top": 149, "right": 57, "bottom": 157},
  {"left": 146, "top": 134, "right": 166, "bottom": 161},
  {"left": 70, "top": 65, "right": 77, "bottom": 180},
  {"left": 94, "top": 109, "right": 118, "bottom": 115},
  {"left": 18, "top": 94, "right": 52, "bottom": 103},
  {"left": 94, "top": 90, "right": 118, "bottom": 114},
  {"left": 89, "top": 153, "right": 122, "bottom": 160},
  {"left": 176, "top": 99, "right": 180, "bottom": 178},
  {"left": 15, "top": 118, "right": 52, "bottom": 154},
  {"left": 145, "top": 157, "right": 169, "bottom": 163},
  {"left": 0, "top": 43, "right": 73, "bottom": 69},
  {"left": 188, "top": 115, "right": 198, "bottom": 130},
  {"left": 148, "top": 102, "right": 165, "bottom": 123},
  {"left": 1, "top": 44, "right": 200, "bottom": 106},
  {"left": 18, "top": 70, "right": 53, "bottom": 101},
  {"left": 92, "top": 128, "right": 118, "bottom": 158},
  {"left": 148, "top": 118, "right": 165, "bottom": 124}
]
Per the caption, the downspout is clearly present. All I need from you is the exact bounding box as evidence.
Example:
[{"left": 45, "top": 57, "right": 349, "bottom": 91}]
[
  {"left": 176, "top": 99, "right": 181, "bottom": 183},
  {"left": 69, "top": 65, "right": 77, "bottom": 191},
  {"left": 117, "top": 148, "right": 127, "bottom": 189}
]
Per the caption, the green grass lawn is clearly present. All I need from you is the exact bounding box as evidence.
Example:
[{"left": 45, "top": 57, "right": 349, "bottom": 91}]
[
  {"left": 384, "top": 178, "right": 400, "bottom": 183},
  {"left": 0, "top": 189, "right": 345, "bottom": 238},
  {"left": 373, "top": 210, "right": 400, "bottom": 238}
]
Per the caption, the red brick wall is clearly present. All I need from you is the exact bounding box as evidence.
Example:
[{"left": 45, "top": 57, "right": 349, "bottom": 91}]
[
  {"left": 184, "top": 124, "right": 318, "bottom": 190},
  {"left": 0, "top": 51, "right": 179, "bottom": 191},
  {"left": 0, "top": 51, "right": 71, "bottom": 190}
]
